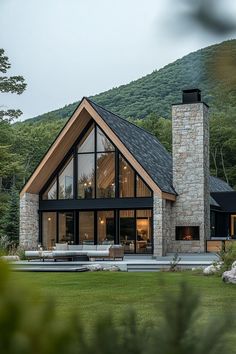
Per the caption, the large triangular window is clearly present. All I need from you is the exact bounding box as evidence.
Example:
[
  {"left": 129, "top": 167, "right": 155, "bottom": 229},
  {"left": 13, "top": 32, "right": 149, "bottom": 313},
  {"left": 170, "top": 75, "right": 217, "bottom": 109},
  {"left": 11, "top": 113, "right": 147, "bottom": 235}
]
[
  {"left": 119, "top": 156, "right": 135, "bottom": 197},
  {"left": 58, "top": 156, "right": 74, "bottom": 199},
  {"left": 97, "top": 127, "right": 115, "bottom": 152},
  {"left": 42, "top": 178, "right": 57, "bottom": 200},
  {"left": 41, "top": 122, "right": 153, "bottom": 201},
  {"left": 78, "top": 124, "right": 95, "bottom": 153},
  {"left": 136, "top": 175, "right": 152, "bottom": 197}
]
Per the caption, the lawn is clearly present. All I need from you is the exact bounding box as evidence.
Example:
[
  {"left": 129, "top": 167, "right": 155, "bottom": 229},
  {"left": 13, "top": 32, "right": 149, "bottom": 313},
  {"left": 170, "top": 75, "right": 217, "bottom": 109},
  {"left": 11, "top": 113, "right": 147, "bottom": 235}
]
[{"left": 11, "top": 271, "right": 236, "bottom": 328}]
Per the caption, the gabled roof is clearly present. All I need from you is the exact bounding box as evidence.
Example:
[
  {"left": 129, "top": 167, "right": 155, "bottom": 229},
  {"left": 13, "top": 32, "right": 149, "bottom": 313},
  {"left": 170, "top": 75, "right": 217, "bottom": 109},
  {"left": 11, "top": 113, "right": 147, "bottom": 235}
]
[
  {"left": 210, "top": 196, "right": 220, "bottom": 207},
  {"left": 211, "top": 191, "right": 236, "bottom": 212},
  {"left": 20, "top": 98, "right": 176, "bottom": 199},
  {"left": 87, "top": 99, "right": 176, "bottom": 195},
  {"left": 209, "top": 176, "right": 234, "bottom": 193},
  {"left": 210, "top": 176, "right": 234, "bottom": 208}
]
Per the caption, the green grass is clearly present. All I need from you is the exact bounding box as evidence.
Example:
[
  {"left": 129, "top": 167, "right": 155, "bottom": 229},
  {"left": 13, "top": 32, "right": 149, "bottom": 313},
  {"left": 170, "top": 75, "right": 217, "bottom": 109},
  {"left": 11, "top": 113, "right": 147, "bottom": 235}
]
[{"left": 11, "top": 271, "right": 236, "bottom": 328}]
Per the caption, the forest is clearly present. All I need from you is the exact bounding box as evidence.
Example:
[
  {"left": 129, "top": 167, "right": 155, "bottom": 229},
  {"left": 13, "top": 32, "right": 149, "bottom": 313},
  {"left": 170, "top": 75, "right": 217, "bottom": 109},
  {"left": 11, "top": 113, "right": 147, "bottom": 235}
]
[{"left": 1, "top": 40, "right": 236, "bottom": 242}]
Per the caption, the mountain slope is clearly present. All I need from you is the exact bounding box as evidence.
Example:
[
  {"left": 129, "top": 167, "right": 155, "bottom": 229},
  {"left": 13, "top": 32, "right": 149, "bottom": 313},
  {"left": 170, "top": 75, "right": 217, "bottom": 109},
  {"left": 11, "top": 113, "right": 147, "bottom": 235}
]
[{"left": 25, "top": 39, "right": 236, "bottom": 123}]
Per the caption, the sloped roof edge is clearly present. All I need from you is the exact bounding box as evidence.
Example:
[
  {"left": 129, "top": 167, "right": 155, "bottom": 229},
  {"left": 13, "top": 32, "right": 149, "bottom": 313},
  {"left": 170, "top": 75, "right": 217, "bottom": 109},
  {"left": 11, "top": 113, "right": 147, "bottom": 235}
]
[{"left": 20, "top": 98, "right": 176, "bottom": 200}]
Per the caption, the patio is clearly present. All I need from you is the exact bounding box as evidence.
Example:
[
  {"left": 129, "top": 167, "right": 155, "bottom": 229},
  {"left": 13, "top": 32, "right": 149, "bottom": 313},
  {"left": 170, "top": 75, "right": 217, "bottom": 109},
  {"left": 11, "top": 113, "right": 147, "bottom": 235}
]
[{"left": 11, "top": 253, "right": 218, "bottom": 272}]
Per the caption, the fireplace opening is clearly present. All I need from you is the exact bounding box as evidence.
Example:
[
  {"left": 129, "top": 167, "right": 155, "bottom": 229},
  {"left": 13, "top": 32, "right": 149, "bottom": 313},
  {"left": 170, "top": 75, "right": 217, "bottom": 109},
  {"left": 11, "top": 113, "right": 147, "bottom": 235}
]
[{"left": 176, "top": 226, "right": 200, "bottom": 241}]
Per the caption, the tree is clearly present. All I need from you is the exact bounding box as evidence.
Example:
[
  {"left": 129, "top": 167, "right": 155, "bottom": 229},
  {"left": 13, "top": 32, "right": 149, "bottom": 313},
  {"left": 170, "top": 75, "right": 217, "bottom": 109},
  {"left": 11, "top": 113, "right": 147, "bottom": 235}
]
[
  {"left": 0, "top": 49, "right": 26, "bottom": 244},
  {"left": 0, "top": 48, "right": 26, "bottom": 122},
  {"left": 0, "top": 49, "right": 26, "bottom": 190},
  {"left": 2, "top": 186, "right": 19, "bottom": 243}
]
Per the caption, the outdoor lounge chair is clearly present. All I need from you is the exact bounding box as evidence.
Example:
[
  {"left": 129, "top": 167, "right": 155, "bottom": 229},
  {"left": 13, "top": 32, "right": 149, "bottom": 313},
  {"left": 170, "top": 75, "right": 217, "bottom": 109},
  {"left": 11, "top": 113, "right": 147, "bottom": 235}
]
[
  {"left": 25, "top": 250, "right": 53, "bottom": 261},
  {"left": 25, "top": 244, "right": 124, "bottom": 261}
]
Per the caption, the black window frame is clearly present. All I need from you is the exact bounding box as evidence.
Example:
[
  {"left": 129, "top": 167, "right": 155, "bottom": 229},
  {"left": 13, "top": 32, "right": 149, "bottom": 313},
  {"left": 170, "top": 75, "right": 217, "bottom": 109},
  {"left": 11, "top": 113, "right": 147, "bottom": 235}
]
[
  {"left": 39, "top": 121, "right": 153, "bottom": 201},
  {"left": 40, "top": 207, "right": 153, "bottom": 254}
]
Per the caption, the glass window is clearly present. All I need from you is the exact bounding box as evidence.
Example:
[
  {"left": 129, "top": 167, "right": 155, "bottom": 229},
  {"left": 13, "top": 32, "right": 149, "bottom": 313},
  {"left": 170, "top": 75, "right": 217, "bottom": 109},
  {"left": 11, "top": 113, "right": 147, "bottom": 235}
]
[
  {"left": 210, "top": 211, "right": 216, "bottom": 238},
  {"left": 97, "top": 152, "right": 115, "bottom": 198},
  {"left": 58, "top": 157, "right": 74, "bottom": 199},
  {"left": 97, "top": 127, "right": 115, "bottom": 152},
  {"left": 119, "top": 156, "right": 135, "bottom": 197},
  {"left": 119, "top": 210, "right": 135, "bottom": 253},
  {"left": 78, "top": 154, "right": 95, "bottom": 199},
  {"left": 78, "top": 124, "right": 95, "bottom": 153},
  {"left": 97, "top": 210, "right": 115, "bottom": 245},
  {"left": 42, "top": 212, "right": 57, "bottom": 249},
  {"left": 42, "top": 178, "right": 57, "bottom": 200},
  {"left": 136, "top": 210, "right": 152, "bottom": 254},
  {"left": 79, "top": 211, "right": 94, "bottom": 244},
  {"left": 136, "top": 175, "right": 152, "bottom": 197},
  {"left": 58, "top": 212, "right": 74, "bottom": 244}
]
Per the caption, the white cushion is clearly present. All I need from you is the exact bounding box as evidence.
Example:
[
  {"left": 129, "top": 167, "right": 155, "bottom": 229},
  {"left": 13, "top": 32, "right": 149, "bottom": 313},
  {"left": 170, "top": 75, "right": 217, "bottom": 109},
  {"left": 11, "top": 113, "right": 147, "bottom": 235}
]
[
  {"left": 68, "top": 245, "right": 83, "bottom": 251},
  {"left": 82, "top": 245, "right": 96, "bottom": 251},
  {"left": 25, "top": 251, "right": 41, "bottom": 257},
  {"left": 55, "top": 243, "right": 68, "bottom": 250},
  {"left": 87, "top": 250, "right": 110, "bottom": 257},
  {"left": 96, "top": 245, "right": 110, "bottom": 251},
  {"left": 42, "top": 251, "right": 53, "bottom": 258}
]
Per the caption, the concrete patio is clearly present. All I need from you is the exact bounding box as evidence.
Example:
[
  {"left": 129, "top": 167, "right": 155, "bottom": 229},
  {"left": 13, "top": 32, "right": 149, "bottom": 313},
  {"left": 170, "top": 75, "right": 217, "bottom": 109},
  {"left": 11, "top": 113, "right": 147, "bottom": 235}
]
[{"left": 11, "top": 253, "right": 218, "bottom": 272}]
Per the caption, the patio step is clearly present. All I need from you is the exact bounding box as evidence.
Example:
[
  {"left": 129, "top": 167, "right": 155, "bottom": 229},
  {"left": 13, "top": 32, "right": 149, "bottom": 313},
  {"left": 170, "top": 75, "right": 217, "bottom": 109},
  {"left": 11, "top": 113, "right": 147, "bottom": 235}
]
[
  {"left": 127, "top": 263, "right": 161, "bottom": 272},
  {"left": 10, "top": 254, "right": 216, "bottom": 272}
]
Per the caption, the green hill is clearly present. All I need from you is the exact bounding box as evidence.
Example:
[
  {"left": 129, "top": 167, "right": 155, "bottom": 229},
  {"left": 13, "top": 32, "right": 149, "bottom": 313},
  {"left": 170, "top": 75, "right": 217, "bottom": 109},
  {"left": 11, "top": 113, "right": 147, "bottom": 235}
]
[
  {"left": 25, "top": 39, "right": 236, "bottom": 123},
  {"left": 13, "top": 40, "right": 236, "bottom": 190}
]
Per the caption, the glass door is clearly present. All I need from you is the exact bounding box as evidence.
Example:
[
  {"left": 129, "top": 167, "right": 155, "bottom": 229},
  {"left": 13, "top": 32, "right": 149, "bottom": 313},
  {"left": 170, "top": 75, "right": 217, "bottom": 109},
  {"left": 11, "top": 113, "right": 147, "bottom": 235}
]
[
  {"left": 79, "top": 211, "right": 94, "bottom": 244},
  {"left": 136, "top": 210, "right": 152, "bottom": 254},
  {"left": 119, "top": 210, "right": 135, "bottom": 253},
  {"left": 97, "top": 210, "right": 115, "bottom": 245},
  {"left": 58, "top": 212, "right": 75, "bottom": 244},
  {"left": 119, "top": 209, "right": 153, "bottom": 254}
]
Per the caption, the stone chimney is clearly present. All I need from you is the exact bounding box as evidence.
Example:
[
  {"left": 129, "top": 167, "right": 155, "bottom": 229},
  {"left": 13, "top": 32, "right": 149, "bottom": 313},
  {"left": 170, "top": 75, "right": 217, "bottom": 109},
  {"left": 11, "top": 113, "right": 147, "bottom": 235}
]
[{"left": 171, "top": 89, "right": 210, "bottom": 253}]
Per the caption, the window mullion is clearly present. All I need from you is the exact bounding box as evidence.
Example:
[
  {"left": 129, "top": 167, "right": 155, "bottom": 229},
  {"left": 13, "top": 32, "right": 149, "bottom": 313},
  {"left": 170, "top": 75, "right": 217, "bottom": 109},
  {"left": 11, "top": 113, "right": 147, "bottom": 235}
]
[
  {"left": 95, "top": 125, "right": 97, "bottom": 199},
  {"left": 115, "top": 149, "right": 119, "bottom": 198}
]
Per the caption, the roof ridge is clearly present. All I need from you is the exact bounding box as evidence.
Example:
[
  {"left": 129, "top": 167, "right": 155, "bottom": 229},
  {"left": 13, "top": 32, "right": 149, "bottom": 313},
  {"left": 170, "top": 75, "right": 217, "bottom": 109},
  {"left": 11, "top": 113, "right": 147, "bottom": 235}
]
[{"left": 86, "top": 97, "right": 160, "bottom": 140}]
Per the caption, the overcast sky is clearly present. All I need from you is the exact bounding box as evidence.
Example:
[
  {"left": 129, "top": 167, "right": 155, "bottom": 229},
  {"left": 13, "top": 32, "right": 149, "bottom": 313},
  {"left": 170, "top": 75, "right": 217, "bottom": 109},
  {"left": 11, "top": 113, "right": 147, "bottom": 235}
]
[{"left": 1, "top": 0, "right": 236, "bottom": 120}]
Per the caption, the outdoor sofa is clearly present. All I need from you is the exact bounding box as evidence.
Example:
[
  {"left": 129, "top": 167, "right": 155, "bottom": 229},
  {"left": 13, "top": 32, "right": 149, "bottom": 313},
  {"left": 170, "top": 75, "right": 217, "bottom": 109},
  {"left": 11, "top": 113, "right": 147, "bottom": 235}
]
[{"left": 25, "top": 244, "right": 124, "bottom": 261}]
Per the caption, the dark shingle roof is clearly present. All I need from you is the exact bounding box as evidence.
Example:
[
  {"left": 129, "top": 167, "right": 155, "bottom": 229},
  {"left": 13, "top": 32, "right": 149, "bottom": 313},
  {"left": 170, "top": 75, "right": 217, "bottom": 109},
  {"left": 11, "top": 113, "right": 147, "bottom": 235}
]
[
  {"left": 210, "top": 176, "right": 234, "bottom": 193},
  {"left": 210, "top": 196, "right": 220, "bottom": 207},
  {"left": 88, "top": 98, "right": 176, "bottom": 195},
  {"left": 88, "top": 99, "right": 234, "bottom": 196}
]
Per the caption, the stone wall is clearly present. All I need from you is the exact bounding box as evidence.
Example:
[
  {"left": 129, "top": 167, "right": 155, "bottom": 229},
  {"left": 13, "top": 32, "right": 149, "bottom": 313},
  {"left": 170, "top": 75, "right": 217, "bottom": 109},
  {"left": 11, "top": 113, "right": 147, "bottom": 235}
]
[
  {"left": 169, "top": 102, "right": 210, "bottom": 253},
  {"left": 153, "top": 194, "right": 172, "bottom": 256},
  {"left": 19, "top": 193, "right": 39, "bottom": 249}
]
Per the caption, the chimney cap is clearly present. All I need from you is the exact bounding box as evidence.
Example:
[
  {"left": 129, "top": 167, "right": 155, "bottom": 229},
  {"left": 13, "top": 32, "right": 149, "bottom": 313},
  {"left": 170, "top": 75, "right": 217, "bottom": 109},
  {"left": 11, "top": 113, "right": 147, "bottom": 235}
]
[
  {"left": 182, "top": 88, "right": 201, "bottom": 104},
  {"left": 183, "top": 88, "right": 201, "bottom": 93}
]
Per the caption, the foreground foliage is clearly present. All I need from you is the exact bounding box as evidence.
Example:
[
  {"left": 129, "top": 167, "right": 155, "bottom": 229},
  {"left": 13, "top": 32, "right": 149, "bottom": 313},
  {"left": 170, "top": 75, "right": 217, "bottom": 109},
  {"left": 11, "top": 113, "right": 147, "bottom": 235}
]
[
  {"left": 217, "top": 242, "right": 236, "bottom": 274},
  {"left": 3, "top": 266, "right": 235, "bottom": 354}
]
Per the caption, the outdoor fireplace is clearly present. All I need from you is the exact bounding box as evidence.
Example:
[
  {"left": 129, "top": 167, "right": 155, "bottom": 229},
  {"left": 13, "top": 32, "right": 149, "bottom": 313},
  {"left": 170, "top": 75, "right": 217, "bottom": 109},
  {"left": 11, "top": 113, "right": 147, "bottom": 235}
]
[{"left": 176, "top": 226, "right": 200, "bottom": 241}]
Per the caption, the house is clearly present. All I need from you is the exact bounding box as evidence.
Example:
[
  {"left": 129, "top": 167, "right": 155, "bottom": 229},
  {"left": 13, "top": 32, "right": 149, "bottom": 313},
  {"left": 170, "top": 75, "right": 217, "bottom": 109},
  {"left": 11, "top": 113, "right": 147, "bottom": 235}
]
[{"left": 19, "top": 89, "right": 236, "bottom": 256}]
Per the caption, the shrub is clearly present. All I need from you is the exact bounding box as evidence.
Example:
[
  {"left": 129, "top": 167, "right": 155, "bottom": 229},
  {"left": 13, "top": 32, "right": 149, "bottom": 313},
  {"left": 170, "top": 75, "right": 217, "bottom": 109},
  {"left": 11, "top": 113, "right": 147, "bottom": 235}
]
[
  {"left": 169, "top": 252, "right": 181, "bottom": 272},
  {"left": 0, "top": 235, "right": 13, "bottom": 256},
  {"left": 217, "top": 242, "right": 236, "bottom": 273}
]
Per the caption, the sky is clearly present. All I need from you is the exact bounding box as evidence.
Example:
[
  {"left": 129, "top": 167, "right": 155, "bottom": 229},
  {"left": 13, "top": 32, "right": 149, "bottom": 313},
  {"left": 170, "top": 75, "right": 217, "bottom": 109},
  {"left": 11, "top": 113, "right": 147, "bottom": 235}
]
[{"left": 1, "top": 0, "right": 236, "bottom": 120}]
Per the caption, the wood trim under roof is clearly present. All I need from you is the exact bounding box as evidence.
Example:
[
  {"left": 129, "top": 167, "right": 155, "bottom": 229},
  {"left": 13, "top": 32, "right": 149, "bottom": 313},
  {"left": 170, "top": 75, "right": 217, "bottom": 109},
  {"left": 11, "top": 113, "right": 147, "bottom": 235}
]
[{"left": 20, "top": 98, "right": 176, "bottom": 201}]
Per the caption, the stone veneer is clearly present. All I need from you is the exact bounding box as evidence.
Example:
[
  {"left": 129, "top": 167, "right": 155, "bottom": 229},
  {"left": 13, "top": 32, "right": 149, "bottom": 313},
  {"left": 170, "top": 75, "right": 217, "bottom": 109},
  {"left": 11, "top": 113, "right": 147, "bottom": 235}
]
[
  {"left": 153, "top": 194, "right": 172, "bottom": 256},
  {"left": 20, "top": 193, "right": 39, "bottom": 249},
  {"left": 168, "top": 102, "right": 210, "bottom": 253}
]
